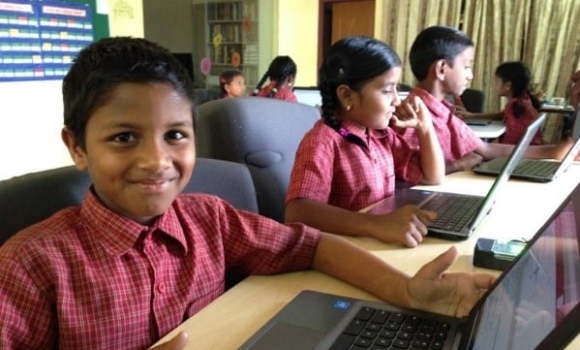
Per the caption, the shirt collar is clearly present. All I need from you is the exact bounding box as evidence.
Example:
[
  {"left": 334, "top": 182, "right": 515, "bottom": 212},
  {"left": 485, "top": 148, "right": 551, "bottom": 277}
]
[
  {"left": 411, "top": 86, "right": 455, "bottom": 118},
  {"left": 81, "top": 189, "right": 188, "bottom": 256}
]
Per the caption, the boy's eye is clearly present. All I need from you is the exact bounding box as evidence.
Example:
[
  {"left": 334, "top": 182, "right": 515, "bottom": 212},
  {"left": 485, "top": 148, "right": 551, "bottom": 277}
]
[
  {"left": 166, "top": 130, "right": 187, "bottom": 140},
  {"left": 113, "top": 132, "right": 135, "bottom": 143}
]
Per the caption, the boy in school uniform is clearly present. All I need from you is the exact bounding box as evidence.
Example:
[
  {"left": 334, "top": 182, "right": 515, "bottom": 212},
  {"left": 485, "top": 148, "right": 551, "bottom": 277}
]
[
  {"left": 0, "top": 37, "right": 494, "bottom": 350},
  {"left": 395, "top": 26, "right": 573, "bottom": 174}
]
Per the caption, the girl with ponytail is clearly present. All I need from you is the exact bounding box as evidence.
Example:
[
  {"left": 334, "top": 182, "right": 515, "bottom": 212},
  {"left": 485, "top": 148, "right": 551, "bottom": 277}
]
[{"left": 252, "top": 55, "right": 298, "bottom": 102}]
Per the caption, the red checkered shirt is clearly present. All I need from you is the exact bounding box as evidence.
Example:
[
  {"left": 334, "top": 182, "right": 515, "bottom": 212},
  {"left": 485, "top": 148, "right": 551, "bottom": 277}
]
[
  {"left": 286, "top": 119, "right": 424, "bottom": 211},
  {"left": 256, "top": 80, "right": 298, "bottom": 102},
  {"left": 500, "top": 96, "right": 543, "bottom": 145},
  {"left": 0, "top": 190, "right": 319, "bottom": 350},
  {"left": 396, "top": 87, "right": 482, "bottom": 163}
]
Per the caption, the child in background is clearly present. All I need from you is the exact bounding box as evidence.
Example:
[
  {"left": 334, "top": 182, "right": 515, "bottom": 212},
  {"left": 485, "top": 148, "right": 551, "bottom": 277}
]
[
  {"left": 396, "top": 26, "right": 571, "bottom": 174},
  {"left": 0, "top": 37, "right": 494, "bottom": 350},
  {"left": 219, "top": 69, "right": 246, "bottom": 98},
  {"left": 252, "top": 55, "right": 298, "bottom": 102},
  {"left": 459, "top": 61, "right": 543, "bottom": 145},
  {"left": 285, "top": 36, "right": 445, "bottom": 248}
]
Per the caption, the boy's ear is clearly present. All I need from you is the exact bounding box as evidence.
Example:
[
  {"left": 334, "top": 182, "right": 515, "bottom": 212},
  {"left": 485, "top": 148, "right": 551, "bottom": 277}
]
[
  {"left": 61, "top": 128, "right": 88, "bottom": 171},
  {"left": 434, "top": 59, "right": 447, "bottom": 81}
]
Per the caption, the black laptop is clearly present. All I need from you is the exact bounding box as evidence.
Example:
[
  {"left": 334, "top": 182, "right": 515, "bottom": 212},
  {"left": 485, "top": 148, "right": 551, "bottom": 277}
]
[
  {"left": 367, "top": 113, "right": 546, "bottom": 241},
  {"left": 239, "top": 182, "right": 580, "bottom": 350},
  {"left": 474, "top": 110, "right": 580, "bottom": 182}
]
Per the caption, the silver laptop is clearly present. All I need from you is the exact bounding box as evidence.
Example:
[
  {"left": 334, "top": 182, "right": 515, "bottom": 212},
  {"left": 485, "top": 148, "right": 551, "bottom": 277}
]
[
  {"left": 368, "top": 114, "right": 546, "bottom": 241},
  {"left": 294, "top": 87, "right": 322, "bottom": 107},
  {"left": 474, "top": 110, "right": 580, "bottom": 182},
  {"left": 239, "top": 182, "right": 580, "bottom": 350}
]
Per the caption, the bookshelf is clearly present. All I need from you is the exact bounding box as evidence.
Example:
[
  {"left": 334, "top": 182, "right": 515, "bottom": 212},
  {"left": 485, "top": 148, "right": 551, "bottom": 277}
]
[{"left": 206, "top": 0, "right": 258, "bottom": 89}]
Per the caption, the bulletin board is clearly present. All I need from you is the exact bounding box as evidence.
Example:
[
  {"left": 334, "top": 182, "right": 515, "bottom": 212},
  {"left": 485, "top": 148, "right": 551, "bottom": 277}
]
[{"left": 0, "top": 0, "right": 108, "bottom": 82}]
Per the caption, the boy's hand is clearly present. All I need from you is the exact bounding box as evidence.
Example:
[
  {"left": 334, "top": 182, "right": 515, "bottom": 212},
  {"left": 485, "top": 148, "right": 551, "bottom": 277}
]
[
  {"left": 392, "top": 95, "right": 433, "bottom": 130},
  {"left": 455, "top": 106, "right": 473, "bottom": 119},
  {"left": 368, "top": 205, "right": 436, "bottom": 247},
  {"left": 406, "top": 246, "right": 496, "bottom": 317},
  {"left": 150, "top": 332, "right": 188, "bottom": 350}
]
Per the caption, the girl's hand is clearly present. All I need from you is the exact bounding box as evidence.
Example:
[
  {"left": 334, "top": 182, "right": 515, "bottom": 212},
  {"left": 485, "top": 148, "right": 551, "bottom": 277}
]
[{"left": 392, "top": 95, "right": 433, "bottom": 130}]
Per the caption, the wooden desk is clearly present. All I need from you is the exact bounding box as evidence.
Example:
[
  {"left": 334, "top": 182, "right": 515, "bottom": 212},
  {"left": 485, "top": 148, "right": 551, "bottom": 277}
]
[
  {"left": 468, "top": 120, "right": 506, "bottom": 140},
  {"left": 154, "top": 165, "right": 580, "bottom": 349}
]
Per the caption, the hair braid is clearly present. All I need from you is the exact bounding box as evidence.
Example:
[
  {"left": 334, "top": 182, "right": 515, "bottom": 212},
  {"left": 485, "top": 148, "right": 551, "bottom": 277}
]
[{"left": 252, "top": 70, "right": 269, "bottom": 96}]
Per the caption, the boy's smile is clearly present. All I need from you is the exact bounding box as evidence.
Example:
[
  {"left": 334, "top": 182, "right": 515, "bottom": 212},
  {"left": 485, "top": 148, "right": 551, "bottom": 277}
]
[{"left": 63, "top": 82, "right": 195, "bottom": 224}]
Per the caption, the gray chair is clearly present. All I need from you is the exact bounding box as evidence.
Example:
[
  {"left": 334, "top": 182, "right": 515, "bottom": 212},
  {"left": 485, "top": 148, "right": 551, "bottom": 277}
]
[
  {"left": 461, "top": 88, "right": 486, "bottom": 113},
  {"left": 196, "top": 96, "right": 320, "bottom": 222},
  {"left": 0, "top": 158, "right": 258, "bottom": 245}
]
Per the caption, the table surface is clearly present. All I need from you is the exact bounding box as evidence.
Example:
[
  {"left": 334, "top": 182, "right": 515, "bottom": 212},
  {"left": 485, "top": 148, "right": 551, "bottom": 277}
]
[
  {"left": 468, "top": 120, "right": 506, "bottom": 139},
  {"left": 540, "top": 104, "right": 575, "bottom": 114},
  {"left": 153, "top": 165, "right": 580, "bottom": 349}
]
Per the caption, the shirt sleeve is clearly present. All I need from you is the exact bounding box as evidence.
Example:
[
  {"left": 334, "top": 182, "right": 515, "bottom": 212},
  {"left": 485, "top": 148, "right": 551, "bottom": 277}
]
[
  {"left": 286, "top": 136, "right": 334, "bottom": 204},
  {"left": 387, "top": 129, "right": 424, "bottom": 185},
  {"left": 450, "top": 117, "right": 482, "bottom": 157},
  {"left": 212, "top": 198, "right": 321, "bottom": 276},
  {"left": 0, "top": 258, "right": 56, "bottom": 349}
]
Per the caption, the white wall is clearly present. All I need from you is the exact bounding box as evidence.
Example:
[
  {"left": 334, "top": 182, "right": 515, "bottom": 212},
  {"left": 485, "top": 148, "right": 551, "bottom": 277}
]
[{"left": 0, "top": 80, "right": 72, "bottom": 180}]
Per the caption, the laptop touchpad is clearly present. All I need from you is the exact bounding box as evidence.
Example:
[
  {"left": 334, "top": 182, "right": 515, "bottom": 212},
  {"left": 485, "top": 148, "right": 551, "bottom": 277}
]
[{"left": 246, "top": 322, "right": 325, "bottom": 350}]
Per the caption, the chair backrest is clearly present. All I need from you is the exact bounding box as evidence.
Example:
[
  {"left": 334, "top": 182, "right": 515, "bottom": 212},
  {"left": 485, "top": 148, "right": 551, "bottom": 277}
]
[
  {"left": 0, "top": 158, "right": 258, "bottom": 245},
  {"left": 196, "top": 96, "right": 320, "bottom": 221},
  {"left": 461, "top": 88, "right": 486, "bottom": 113}
]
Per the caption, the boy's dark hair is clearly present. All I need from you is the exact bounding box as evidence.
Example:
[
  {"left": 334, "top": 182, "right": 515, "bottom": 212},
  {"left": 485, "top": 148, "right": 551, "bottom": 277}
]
[
  {"left": 409, "top": 26, "right": 474, "bottom": 81},
  {"left": 318, "top": 36, "right": 401, "bottom": 132},
  {"left": 62, "top": 37, "right": 195, "bottom": 150},
  {"left": 252, "top": 55, "right": 297, "bottom": 98},
  {"left": 219, "top": 69, "right": 243, "bottom": 97},
  {"left": 495, "top": 61, "right": 542, "bottom": 118}
]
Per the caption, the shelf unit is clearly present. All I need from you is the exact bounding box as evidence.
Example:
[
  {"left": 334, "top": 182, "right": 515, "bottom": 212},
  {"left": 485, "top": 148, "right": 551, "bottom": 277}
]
[{"left": 205, "top": 0, "right": 259, "bottom": 88}]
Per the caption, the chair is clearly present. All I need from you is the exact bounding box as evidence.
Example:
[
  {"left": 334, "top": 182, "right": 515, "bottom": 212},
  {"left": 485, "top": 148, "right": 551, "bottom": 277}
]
[
  {"left": 461, "top": 88, "right": 486, "bottom": 113},
  {"left": 0, "top": 158, "right": 258, "bottom": 246},
  {"left": 196, "top": 96, "right": 320, "bottom": 222}
]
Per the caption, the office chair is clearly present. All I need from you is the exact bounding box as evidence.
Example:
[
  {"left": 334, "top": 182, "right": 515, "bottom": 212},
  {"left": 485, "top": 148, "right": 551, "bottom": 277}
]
[
  {"left": 461, "top": 88, "right": 486, "bottom": 113},
  {"left": 196, "top": 96, "right": 320, "bottom": 222}
]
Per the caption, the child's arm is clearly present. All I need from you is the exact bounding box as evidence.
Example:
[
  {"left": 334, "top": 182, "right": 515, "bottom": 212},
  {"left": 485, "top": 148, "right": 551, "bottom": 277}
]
[
  {"left": 392, "top": 96, "right": 445, "bottom": 185},
  {"left": 475, "top": 137, "right": 574, "bottom": 160},
  {"left": 286, "top": 198, "right": 434, "bottom": 248},
  {"left": 312, "top": 233, "right": 495, "bottom": 317},
  {"left": 457, "top": 109, "right": 503, "bottom": 120}
]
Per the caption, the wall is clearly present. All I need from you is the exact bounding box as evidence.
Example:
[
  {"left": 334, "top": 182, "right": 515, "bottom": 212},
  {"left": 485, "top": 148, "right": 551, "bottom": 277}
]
[{"left": 0, "top": 0, "right": 144, "bottom": 181}]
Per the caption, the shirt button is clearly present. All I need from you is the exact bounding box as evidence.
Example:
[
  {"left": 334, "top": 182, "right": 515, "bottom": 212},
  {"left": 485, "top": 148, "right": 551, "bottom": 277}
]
[{"left": 157, "top": 282, "right": 166, "bottom": 293}]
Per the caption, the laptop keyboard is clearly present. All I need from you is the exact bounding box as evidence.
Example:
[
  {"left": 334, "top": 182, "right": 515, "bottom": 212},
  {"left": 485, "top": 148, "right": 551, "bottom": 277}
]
[
  {"left": 514, "top": 160, "right": 559, "bottom": 177},
  {"left": 420, "top": 193, "right": 483, "bottom": 232},
  {"left": 329, "top": 306, "right": 451, "bottom": 350}
]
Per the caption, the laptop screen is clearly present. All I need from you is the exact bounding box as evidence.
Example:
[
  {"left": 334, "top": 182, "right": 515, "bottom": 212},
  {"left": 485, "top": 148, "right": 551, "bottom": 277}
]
[{"left": 471, "top": 188, "right": 580, "bottom": 350}]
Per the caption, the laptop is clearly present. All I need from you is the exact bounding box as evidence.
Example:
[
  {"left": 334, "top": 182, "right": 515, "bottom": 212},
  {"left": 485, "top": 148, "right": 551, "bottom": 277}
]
[
  {"left": 473, "top": 110, "right": 580, "bottom": 182},
  {"left": 465, "top": 118, "right": 492, "bottom": 126},
  {"left": 367, "top": 113, "right": 547, "bottom": 241},
  {"left": 294, "top": 86, "right": 322, "bottom": 107},
  {"left": 239, "top": 182, "right": 580, "bottom": 350}
]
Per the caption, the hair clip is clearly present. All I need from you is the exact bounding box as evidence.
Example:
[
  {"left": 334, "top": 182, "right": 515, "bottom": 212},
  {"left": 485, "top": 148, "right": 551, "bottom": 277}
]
[
  {"left": 338, "top": 68, "right": 345, "bottom": 76},
  {"left": 219, "top": 78, "right": 226, "bottom": 84},
  {"left": 272, "top": 87, "right": 279, "bottom": 93}
]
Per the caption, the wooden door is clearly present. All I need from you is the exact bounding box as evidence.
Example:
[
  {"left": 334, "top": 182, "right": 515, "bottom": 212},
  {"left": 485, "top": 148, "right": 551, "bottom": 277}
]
[{"left": 330, "top": 0, "right": 375, "bottom": 43}]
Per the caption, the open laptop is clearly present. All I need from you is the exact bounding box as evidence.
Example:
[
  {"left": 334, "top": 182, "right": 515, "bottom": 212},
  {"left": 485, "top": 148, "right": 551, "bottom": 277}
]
[
  {"left": 368, "top": 113, "right": 546, "bottom": 241},
  {"left": 294, "top": 86, "right": 322, "bottom": 107},
  {"left": 239, "top": 182, "right": 580, "bottom": 350},
  {"left": 473, "top": 110, "right": 580, "bottom": 182}
]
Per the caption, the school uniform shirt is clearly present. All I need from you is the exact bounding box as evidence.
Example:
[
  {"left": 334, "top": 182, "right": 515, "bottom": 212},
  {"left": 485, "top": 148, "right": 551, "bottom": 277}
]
[
  {"left": 256, "top": 80, "right": 298, "bottom": 102},
  {"left": 0, "top": 190, "right": 319, "bottom": 350},
  {"left": 500, "top": 96, "right": 542, "bottom": 145},
  {"left": 396, "top": 87, "right": 482, "bottom": 164},
  {"left": 286, "top": 118, "right": 424, "bottom": 212}
]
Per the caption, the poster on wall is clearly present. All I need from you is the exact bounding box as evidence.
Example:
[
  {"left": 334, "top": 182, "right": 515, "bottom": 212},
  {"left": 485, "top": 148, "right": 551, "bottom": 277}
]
[{"left": 0, "top": 0, "right": 93, "bottom": 82}]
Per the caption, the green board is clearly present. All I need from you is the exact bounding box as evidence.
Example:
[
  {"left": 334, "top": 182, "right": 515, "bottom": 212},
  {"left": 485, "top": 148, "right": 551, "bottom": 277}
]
[{"left": 67, "top": 0, "right": 109, "bottom": 40}]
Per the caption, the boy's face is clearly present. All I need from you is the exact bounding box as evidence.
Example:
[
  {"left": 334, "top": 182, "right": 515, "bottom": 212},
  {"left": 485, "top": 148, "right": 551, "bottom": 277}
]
[
  {"left": 443, "top": 47, "right": 474, "bottom": 96},
  {"left": 226, "top": 75, "right": 246, "bottom": 97},
  {"left": 63, "top": 83, "right": 195, "bottom": 224}
]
